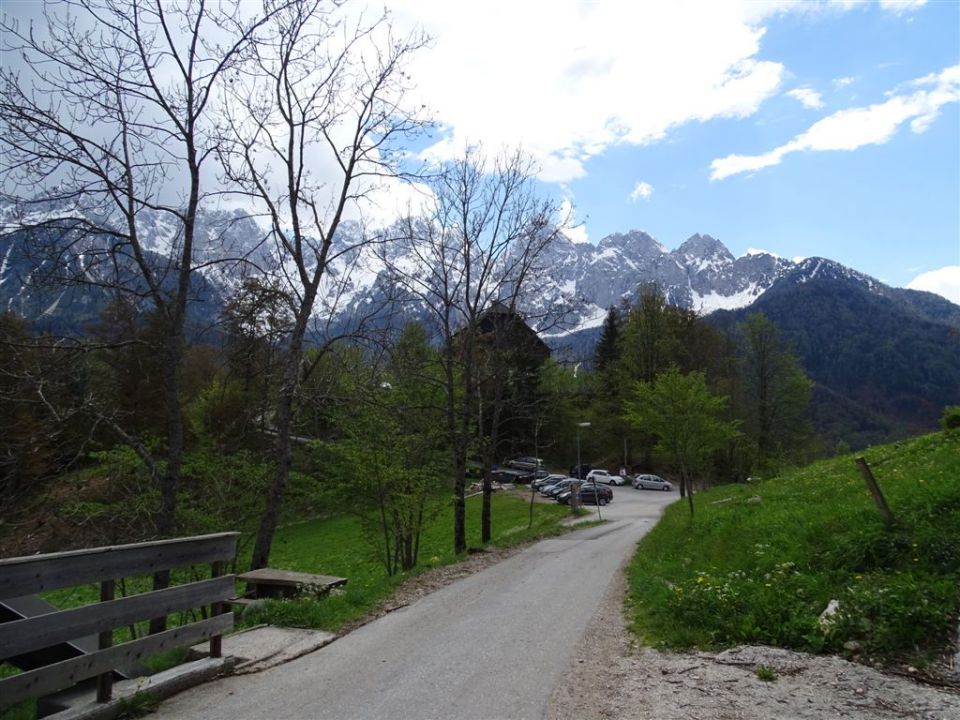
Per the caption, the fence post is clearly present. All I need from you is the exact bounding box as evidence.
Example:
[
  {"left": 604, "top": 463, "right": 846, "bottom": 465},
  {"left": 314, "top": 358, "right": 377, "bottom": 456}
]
[
  {"left": 855, "top": 456, "right": 895, "bottom": 527},
  {"left": 210, "top": 560, "right": 224, "bottom": 658},
  {"left": 96, "top": 579, "right": 115, "bottom": 703}
]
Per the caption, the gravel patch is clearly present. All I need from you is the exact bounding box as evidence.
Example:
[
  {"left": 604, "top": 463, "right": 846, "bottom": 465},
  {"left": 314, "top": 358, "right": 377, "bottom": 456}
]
[{"left": 547, "top": 566, "right": 960, "bottom": 720}]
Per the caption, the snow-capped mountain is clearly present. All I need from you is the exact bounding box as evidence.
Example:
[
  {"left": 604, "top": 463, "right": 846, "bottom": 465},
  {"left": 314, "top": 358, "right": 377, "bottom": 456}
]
[
  {"left": 3, "top": 203, "right": 956, "bottom": 343},
  {"left": 293, "top": 228, "right": 799, "bottom": 339}
]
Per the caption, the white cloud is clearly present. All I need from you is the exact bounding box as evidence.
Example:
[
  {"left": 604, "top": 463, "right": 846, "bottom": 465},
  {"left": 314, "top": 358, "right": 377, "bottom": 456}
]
[
  {"left": 711, "top": 64, "right": 960, "bottom": 180},
  {"left": 879, "top": 0, "right": 927, "bottom": 13},
  {"left": 391, "top": 0, "right": 787, "bottom": 183},
  {"left": 384, "top": 0, "right": 928, "bottom": 185},
  {"left": 744, "top": 247, "right": 782, "bottom": 258},
  {"left": 907, "top": 266, "right": 960, "bottom": 305},
  {"left": 833, "top": 76, "right": 856, "bottom": 89},
  {"left": 558, "top": 197, "right": 590, "bottom": 245},
  {"left": 786, "top": 87, "right": 824, "bottom": 109},
  {"left": 629, "top": 181, "right": 654, "bottom": 202},
  {"left": 742, "top": 0, "right": 926, "bottom": 22}
]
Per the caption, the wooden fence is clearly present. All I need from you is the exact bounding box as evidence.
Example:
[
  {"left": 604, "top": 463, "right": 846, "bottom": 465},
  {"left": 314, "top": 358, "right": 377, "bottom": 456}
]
[{"left": 0, "top": 532, "right": 239, "bottom": 708}]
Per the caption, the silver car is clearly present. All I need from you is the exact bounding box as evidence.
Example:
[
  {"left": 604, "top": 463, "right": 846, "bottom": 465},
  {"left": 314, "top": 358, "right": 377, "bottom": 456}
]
[
  {"left": 632, "top": 474, "right": 672, "bottom": 491},
  {"left": 586, "top": 469, "right": 625, "bottom": 486}
]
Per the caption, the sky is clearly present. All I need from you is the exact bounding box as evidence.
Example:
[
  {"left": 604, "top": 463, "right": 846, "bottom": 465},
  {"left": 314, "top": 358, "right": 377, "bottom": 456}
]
[
  {"left": 2, "top": 0, "right": 957, "bottom": 302},
  {"left": 386, "top": 0, "right": 960, "bottom": 302}
]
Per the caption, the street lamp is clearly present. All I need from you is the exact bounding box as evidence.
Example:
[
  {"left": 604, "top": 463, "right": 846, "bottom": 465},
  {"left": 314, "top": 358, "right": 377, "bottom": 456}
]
[
  {"left": 575, "top": 422, "right": 591, "bottom": 515},
  {"left": 575, "top": 422, "right": 591, "bottom": 478}
]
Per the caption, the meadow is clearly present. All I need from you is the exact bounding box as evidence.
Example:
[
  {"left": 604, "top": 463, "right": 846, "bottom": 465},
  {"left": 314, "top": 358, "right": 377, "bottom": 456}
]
[{"left": 627, "top": 431, "right": 960, "bottom": 664}]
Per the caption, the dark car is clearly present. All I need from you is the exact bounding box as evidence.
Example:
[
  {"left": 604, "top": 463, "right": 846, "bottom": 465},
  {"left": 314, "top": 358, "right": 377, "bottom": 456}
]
[
  {"left": 580, "top": 483, "right": 613, "bottom": 505},
  {"left": 489, "top": 468, "right": 529, "bottom": 484},
  {"left": 558, "top": 483, "right": 612, "bottom": 506},
  {"left": 539, "top": 479, "right": 566, "bottom": 496},
  {"left": 569, "top": 463, "right": 592, "bottom": 479},
  {"left": 547, "top": 478, "right": 580, "bottom": 498}
]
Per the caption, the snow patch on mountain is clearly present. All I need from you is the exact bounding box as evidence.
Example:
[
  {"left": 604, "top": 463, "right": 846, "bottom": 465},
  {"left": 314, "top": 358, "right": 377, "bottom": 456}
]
[{"left": 691, "top": 283, "right": 763, "bottom": 313}]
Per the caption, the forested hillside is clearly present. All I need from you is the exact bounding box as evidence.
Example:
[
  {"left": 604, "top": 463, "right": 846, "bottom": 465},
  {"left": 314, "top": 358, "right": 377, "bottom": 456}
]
[{"left": 711, "top": 269, "right": 960, "bottom": 449}]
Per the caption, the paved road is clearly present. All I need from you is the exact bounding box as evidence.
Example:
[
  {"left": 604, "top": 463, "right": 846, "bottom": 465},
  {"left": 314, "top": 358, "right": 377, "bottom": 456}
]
[{"left": 154, "top": 486, "right": 676, "bottom": 720}]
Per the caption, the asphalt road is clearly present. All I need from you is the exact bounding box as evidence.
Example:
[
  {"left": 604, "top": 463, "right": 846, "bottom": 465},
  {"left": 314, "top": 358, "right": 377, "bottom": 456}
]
[{"left": 153, "top": 485, "right": 676, "bottom": 720}]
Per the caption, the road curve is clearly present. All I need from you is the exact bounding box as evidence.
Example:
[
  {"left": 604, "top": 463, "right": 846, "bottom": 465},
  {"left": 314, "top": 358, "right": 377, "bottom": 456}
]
[{"left": 153, "top": 489, "right": 675, "bottom": 720}]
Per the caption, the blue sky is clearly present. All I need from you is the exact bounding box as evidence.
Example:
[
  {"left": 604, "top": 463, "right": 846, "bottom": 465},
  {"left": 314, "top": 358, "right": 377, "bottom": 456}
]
[
  {"left": 3, "top": 0, "right": 957, "bottom": 300},
  {"left": 390, "top": 0, "right": 960, "bottom": 301}
]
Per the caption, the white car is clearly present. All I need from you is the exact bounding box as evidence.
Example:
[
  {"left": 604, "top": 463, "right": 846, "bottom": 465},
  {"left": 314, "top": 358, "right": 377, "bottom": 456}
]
[
  {"left": 632, "top": 474, "right": 672, "bottom": 491},
  {"left": 586, "top": 469, "right": 625, "bottom": 486}
]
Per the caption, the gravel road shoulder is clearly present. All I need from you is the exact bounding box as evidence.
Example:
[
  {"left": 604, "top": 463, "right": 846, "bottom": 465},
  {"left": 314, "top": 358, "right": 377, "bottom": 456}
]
[{"left": 547, "top": 565, "right": 960, "bottom": 720}]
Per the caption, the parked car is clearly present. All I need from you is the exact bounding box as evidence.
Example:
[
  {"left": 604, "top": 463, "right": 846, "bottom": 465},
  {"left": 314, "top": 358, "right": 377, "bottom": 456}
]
[
  {"left": 569, "top": 463, "right": 592, "bottom": 479},
  {"left": 506, "top": 456, "right": 543, "bottom": 471},
  {"left": 547, "top": 478, "right": 580, "bottom": 498},
  {"left": 558, "top": 483, "right": 612, "bottom": 506},
  {"left": 586, "top": 469, "right": 624, "bottom": 486},
  {"left": 540, "top": 478, "right": 570, "bottom": 496},
  {"left": 533, "top": 473, "right": 566, "bottom": 490},
  {"left": 582, "top": 483, "right": 613, "bottom": 505},
  {"left": 633, "top": 474, "right": 672, "bottom": 491},
  {"left": 489, "top": 468, "right": 530, "bottom": 484}
]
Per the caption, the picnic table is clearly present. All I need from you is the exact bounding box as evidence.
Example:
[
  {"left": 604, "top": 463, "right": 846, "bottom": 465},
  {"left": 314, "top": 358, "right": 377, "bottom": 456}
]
[{"left": 236, "top": 568, "right": 348, "bottom": 600}]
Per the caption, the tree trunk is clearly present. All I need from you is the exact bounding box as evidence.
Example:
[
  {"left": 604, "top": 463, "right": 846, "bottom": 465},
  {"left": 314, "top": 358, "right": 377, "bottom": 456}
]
[
  {"left": 157, "top": 328, "right": 184, "bottom": 537},
  {"left": 453, "top": 454, "right": 467, "bottom": 555},
  {"left": 481, "top": 467, "right": 492, "bottom": 544},
  {"left": 149, "top": 326, "right": 185, "bottom": 634},
  {"left": 251, "top": 324, "right": 305, "bottom": 569}
]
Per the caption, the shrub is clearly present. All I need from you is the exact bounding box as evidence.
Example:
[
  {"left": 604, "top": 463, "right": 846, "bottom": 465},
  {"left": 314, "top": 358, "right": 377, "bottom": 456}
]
[{"left": 941, "top": 405, "right": 960, "bottom": 432}]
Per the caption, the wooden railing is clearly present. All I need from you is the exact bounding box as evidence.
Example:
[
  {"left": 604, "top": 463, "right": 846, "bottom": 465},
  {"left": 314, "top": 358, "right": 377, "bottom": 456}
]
[{"left": 0, "top": 532, "right": 239, "bottom": 707}]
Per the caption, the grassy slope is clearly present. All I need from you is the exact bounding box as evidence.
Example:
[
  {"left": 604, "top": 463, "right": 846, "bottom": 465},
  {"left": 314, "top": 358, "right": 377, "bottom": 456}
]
[
  {"left": 239, "top": 493, "right": 571, "bottom": 631},
  {"left": 1, "top": 493, "right": 569, "bottom": 718},
  {"left": 627, "top": 431, "right": 960, "bottom": 663}
]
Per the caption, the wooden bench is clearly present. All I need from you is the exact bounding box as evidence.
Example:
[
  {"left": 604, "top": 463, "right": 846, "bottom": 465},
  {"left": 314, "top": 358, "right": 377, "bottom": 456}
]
[{"left": 236, "top": 568, "right": 347, "bottom": 600}]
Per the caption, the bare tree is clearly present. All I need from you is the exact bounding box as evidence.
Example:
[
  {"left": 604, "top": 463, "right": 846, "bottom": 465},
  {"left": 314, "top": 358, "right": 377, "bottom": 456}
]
[
  {"left": 0, "top": 0, "right": 276, "bottom": 542},
  {"left": 217, "top": 0, "right": 428, "bottom": 569},
  {"left": 386, "top": 147, "right": 564, "bottom": 552}
]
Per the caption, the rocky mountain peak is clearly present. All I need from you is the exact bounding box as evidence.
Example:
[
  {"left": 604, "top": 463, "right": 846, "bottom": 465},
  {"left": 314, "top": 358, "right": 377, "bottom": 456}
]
[
  {"left": 597, "top": 229, "right": 665, "bottom": 255},
  {"left": 675, "top": 233, "right": 734, "bottom": 263}
]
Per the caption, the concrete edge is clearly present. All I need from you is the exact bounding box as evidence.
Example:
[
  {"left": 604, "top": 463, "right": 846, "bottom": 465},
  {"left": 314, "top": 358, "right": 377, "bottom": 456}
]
[
  {"left": 233, "top": 631, "right": 338, "bottom": 674},
  {"left": 49, "top": 657, "right": 235, "bottom": 720}
]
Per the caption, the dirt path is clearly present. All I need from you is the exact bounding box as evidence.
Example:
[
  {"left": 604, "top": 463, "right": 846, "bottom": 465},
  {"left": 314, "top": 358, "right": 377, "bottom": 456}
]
[{"left": 547, "top": 566, "right": 960, "bottom": 720}]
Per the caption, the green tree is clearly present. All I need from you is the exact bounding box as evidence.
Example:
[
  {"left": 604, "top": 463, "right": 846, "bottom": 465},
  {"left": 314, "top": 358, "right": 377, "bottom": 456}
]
[
  {"left": 323, "top": 323, "right": 449, "bottom": 574},
  {"left": 625, "top": 368, "right": 739, "bottom": 515},
  {"left": 739, "top": 313, "right": 813, "bottom": 474},
  {"left": 218, "top": 2, "right": 428, "bottom": 570},
  {"left": 619, "top": 284, "right": 686, "bottom": 384},
  {"left": 388, "top": 148, "right": 564, "bottom": 554},
  {"left": 594, "top": 306, "right": 623, "bottom": 375}
]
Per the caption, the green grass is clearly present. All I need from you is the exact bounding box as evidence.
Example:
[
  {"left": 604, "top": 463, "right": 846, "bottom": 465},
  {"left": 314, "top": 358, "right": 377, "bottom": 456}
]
[
  {"left": 0, "top": 664, "right": 36, "bottom": 720},
  {"left": 36, "top": 493, "right": 570, "bottom": 638},
  {"left": 238, "top": 493, "right": 572, "bottom": 631},
  {"left": 627, "top": 431, "right": 960, "bottom": 663}
]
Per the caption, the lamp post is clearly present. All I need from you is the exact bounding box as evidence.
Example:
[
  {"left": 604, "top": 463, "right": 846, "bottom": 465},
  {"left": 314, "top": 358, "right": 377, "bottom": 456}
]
[
  {"left": 575, "top": 422, "right": 591, "bottom": 515},
  {"left": 576, "top": 422, "right": 591, "bottom": 477}
]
